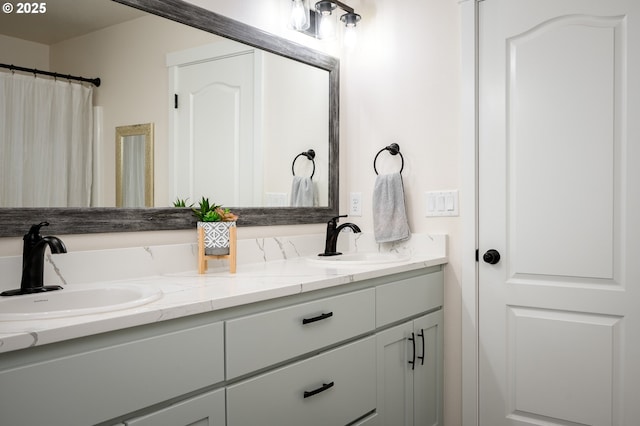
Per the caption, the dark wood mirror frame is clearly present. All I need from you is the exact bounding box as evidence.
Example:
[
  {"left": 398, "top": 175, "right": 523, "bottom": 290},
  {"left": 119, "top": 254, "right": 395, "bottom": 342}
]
[{"left": 0, "top": 0, "right": 339, "bottom": 237}]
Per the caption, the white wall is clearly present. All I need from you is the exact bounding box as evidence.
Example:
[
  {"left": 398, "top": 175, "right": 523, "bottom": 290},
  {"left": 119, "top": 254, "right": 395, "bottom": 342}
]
[
  {"left": 0, "top": 1, "right": 463, "bottom": 424},
  {"left": 343, "top": 1, "right": 462, "bottom": 424},
  {"left": 0, "top": 34, "right": 49, "bottom": 69}
]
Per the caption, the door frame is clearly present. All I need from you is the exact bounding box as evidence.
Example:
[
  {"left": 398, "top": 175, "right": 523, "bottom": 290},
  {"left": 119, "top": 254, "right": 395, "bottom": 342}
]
[{"left": 459, "top": 1, "right": 480, "bottom": 426}]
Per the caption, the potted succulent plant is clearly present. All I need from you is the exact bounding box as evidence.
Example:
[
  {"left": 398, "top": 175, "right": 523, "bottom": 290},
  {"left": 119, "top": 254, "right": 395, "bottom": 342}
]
[
  {"left": 192, "top": 197, "right": 238, "bottom": 255},
  {"left": 172, "top": 197, "right": 192, "bottom": 208}
]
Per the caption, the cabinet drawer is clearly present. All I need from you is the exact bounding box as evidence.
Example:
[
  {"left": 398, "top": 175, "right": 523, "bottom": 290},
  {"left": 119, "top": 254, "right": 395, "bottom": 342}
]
[
  {"left": 376, "top": 270, "right": 443, "bottom": 327},
  {"left": 351, "top": 412, "right": 380, "bottom": 426},
  {"left": 0, "top": 322, "right": 224, "bottom": 426},
  {"left": 226, "top": 288, "right": 375, "bottom": 379},
  {"left": 124, "top": 388, "right": 225, "bottom": 426},
  {"left": 227, "top": 336, "right": 376, "bottom": 426}
]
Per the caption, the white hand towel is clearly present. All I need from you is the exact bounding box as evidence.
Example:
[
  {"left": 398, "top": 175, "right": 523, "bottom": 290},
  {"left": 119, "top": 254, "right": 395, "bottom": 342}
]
[
  {"left": 372, "top": 172, "right": 410, "bottom": 243},
  {"left": 290, "top": 176, "right": 316, "bottom": 207}
]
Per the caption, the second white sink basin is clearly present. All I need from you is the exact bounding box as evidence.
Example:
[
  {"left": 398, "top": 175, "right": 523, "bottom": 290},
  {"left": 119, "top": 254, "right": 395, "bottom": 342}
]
[
  {"left": 307, "top": 252, "right": 410, "bottom": 266},
  {"left": 0, "top": 283, "right": 163, "bottom": 321}
]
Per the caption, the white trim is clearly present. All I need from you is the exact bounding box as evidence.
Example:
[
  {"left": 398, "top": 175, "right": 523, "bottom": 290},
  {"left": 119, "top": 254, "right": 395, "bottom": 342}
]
[
  {"left": 460, "top": 0, "right": 479, "bottom": 425},
  {"left": 91, "top": 106, "right": 104, "bottom": 207},
  {"left": 252, "top": 51, "right": 264, "bottom": 207},
  {"left": 166, "top": 40, "right": 254, "bottom": 67}
]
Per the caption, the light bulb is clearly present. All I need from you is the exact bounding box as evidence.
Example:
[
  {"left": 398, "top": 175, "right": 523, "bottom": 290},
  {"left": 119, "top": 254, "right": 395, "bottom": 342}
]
[
  {"left": 290, "top": 0, "right": 310, "bottom": 31},
  {"left": 343, "top": 25, "right": 357, "bottom": 47},
  {"left": 340, "top": 12, "right": 360, "bottom": 47},
  {"left": 317, "top": 12, "right": 336, "bottom": 39}
]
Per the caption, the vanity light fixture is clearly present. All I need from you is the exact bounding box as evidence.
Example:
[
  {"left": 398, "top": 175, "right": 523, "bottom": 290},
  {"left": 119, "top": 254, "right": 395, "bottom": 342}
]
[
  {"left": 340, "top": 10, "right": 361, "bottom": 47},
  {"left": 290, "top": 0, "right": 362, "bottom": 43}
]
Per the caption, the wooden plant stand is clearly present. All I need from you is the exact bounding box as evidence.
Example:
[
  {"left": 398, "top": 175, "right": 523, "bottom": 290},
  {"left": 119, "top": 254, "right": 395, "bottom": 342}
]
[{"left": 198, "top": 225, "right": 237, "bottom": 274}]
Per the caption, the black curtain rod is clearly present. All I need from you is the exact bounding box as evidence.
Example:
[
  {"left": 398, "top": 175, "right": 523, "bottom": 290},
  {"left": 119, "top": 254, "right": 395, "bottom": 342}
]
[{"left": 0, "top": 63, "right": 101, "bottom": 87}]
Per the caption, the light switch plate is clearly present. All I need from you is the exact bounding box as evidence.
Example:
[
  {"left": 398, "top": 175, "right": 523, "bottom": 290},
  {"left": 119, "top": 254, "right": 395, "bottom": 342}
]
[{"left": 425, "top": 190, "right": 459, "bottom": 217}]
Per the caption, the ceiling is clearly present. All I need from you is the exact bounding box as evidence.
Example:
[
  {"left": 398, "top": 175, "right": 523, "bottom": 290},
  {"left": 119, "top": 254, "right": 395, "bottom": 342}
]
[{"left": 0, "top": 0, "right": 146, "bottom": 45}]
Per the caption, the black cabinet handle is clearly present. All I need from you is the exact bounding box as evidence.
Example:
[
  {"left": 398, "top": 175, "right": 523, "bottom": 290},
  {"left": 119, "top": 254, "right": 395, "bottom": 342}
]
[
  {"left": 417, "top": 329, "right": 425, "bottom": 366},
  {"left": 303, "top": 381, "right": 335, "bottom": 398},
  {"left": 408, "top": 332, "right": 416, "bottom": 370},
  {"left": 302, "top": 311, "right": 333, "bottom": 325}
]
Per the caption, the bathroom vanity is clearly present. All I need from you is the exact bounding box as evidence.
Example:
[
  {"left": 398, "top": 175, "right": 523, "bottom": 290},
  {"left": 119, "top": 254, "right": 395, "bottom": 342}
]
[{"left": 0, "top": 234, "right": 446, "bottom": 426}]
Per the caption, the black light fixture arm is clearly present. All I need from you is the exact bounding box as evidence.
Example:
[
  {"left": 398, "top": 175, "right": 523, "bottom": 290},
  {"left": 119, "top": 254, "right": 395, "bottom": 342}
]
[
  {"left": 329, "top": 0, "right": 355, "bottom": 13},
  {"left": 315, "top": 0, "right": 359, "bottom": 17}
]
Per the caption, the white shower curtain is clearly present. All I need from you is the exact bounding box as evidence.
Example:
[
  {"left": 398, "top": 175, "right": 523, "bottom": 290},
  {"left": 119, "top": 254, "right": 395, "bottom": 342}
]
[
  {"left": 121, "top": 134, "right": 146, "bottom": 207},
  {"left": 0, "top": 72, "right": 94, "bottom": 207}
]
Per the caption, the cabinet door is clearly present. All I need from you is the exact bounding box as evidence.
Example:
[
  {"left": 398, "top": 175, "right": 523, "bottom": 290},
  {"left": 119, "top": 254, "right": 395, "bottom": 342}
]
[
  {"left": 376, "top": 321, "right": 415, "bottom": 426},
  {"left": 413, "top": 311, "right": 443, "bottom": 426},
  {"left": 376, "top": 310, "right": 443, "bottom": 426},
  {"left": 124, "top": 388, "right": 225, "bottom": 426}
]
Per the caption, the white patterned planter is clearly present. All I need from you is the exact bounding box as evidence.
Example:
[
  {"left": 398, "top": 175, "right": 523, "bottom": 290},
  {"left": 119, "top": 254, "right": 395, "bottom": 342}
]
[{"left": 197, "top": 221, "right": 236, "bottom": 255}]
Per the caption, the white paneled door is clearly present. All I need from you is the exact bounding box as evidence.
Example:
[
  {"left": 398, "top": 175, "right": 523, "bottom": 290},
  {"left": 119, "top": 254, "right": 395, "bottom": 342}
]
[
  {"left": 478, "top": 0, "right": 640, "bottom": 425},
  {"left": 171, "top": 50, "right": 256, "bottom": 207}
]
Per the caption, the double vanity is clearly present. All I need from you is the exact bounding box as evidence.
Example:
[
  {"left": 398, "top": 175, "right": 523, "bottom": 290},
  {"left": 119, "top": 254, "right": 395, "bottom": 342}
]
[{"left": 0, "top": 233, "right": 446, "bottom": 426}]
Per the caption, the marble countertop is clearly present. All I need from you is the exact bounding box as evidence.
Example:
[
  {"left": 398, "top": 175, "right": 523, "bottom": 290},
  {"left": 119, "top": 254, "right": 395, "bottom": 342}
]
[{"left": 0, "top": 252, "right": 446, "bottom": 355}]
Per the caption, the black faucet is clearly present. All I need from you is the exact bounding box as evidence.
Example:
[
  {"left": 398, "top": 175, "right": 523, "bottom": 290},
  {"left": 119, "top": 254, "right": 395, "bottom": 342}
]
[
  {"left": 0, "top": 222, "right": 67, "bottom": 296},
  {"left": 319, "top": 215, "right": 361, "bottom": 256}
]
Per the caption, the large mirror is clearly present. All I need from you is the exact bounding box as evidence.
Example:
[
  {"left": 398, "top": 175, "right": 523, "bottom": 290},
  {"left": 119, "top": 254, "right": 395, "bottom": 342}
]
[{"left": 0, "top": 0, "right": 339, "bottom": 236}]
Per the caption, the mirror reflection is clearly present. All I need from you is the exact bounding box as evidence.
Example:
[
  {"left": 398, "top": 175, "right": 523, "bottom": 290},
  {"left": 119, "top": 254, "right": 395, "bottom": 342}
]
[
  {"left": 168, "top": 40, "right": 329, "bottom": 208},
  {"left": 116, "top": 123, "right": 154, "bottom": 208},
  {"left": 0, "top": 0, "right": 330, "bottom": 209}
]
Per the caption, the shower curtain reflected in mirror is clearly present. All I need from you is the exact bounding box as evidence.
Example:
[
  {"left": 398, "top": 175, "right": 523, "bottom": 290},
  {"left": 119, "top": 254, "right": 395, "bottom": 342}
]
[
  {"left": 121, "top": 134, "right": 145, "bottom": 207},
  {"left": 0, "top": 73, "right": 94, "bottom": 207},
  {"left": 115, "top": 123, "right": 154, "bottom": 208}
]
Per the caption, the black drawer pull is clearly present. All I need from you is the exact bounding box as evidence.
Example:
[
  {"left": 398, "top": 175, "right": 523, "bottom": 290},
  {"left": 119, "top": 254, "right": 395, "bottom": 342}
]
[
  {"left": 302, "top": 311, "right": 333, "bottom": 325},
  {"left": 303, "top": 381, "right": 335, "bottom": 398},
  {"left": 417, "top": 328, "right": 425, "bottom": 366},
  {"left": 408, "top": 332, "right": 416, "bottom": 370}
]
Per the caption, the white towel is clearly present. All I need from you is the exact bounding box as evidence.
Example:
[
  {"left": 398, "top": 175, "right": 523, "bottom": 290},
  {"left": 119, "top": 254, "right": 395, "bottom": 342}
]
[
  {"left": 372, "top": 172, "right": 410, "bottom": 243},
  {"left": 290, "top": 176, "right": 316, "bottom": 207}
]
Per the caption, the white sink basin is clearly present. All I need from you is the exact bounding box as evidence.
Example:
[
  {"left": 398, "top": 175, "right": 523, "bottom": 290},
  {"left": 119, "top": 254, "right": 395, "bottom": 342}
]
[
  {"left": 0, "top": 283, "right": 162, "bottom": 321},
  {"left": 307, "top": 252, "right": 410, "bottom": 266}
]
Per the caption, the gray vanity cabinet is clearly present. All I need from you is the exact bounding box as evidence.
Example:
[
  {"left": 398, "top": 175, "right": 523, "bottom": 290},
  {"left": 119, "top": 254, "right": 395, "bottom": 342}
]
[{"left": 0, "top": 266, "right": 443, "bottom": 426}]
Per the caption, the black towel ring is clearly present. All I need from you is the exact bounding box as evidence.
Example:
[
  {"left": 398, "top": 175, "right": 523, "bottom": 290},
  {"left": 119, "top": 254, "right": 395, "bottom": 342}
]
[
  {"left": 373, "top": 143, "right": 404, "bottom": 175},
  {"left": 292, "top": 149, "right": 316, "bottom": 179}
]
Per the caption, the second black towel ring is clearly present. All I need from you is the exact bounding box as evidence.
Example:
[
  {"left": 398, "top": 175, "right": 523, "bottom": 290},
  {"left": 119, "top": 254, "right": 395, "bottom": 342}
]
[
  {"left": 373, "top": 143, "right": 404, "bottom": 175},
  {"left": 292, "top": 149, "right": 316, "bottom": 179}
]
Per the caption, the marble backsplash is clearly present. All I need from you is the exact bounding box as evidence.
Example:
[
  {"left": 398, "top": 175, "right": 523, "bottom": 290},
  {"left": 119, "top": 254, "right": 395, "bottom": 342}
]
[{"left": 0, "top": 232, "right": 446, "bottom": 292}]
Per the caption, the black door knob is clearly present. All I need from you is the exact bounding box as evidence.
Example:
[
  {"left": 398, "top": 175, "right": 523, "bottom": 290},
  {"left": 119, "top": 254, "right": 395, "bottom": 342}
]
[{"left": 483, "top": 249, "right": 501, "bottom": 265}]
